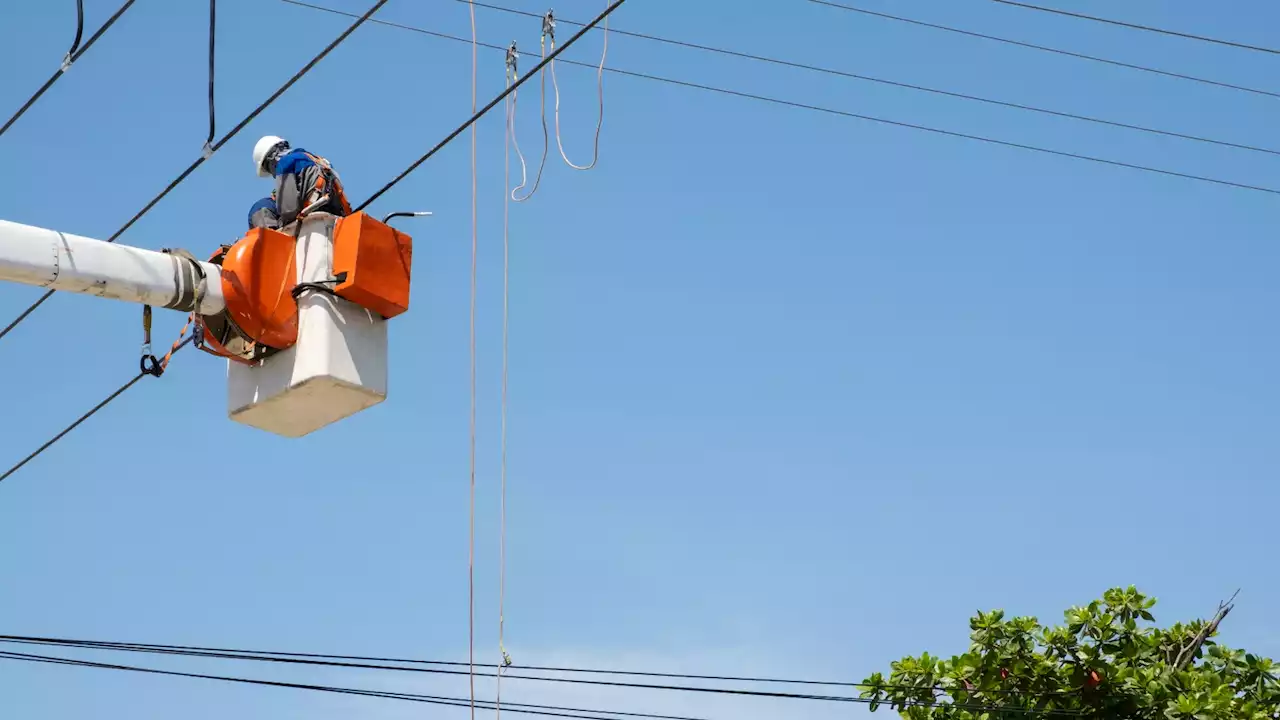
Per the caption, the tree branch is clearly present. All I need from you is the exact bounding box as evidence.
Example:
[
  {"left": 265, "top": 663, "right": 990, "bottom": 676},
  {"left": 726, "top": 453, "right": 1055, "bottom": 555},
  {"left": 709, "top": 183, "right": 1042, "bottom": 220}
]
[{"left": 1174, "top": 589, "right": 1239, "bottom": 671}]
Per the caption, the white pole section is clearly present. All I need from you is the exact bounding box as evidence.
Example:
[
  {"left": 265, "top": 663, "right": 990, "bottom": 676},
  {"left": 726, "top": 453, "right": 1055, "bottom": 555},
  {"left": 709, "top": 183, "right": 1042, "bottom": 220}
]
[{"left": 0, "top": 219, "right": 224, "bottom": 315}]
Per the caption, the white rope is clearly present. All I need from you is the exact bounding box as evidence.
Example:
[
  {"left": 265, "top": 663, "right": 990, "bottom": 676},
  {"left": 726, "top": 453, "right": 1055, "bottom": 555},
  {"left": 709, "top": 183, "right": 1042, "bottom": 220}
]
[{"left": 550, "top": 4, "right": 608, "bottom": 171}]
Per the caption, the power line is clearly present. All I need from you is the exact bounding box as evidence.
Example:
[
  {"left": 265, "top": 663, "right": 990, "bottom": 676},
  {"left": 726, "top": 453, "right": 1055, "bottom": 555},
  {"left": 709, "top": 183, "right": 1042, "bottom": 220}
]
[
  {"left": 0, "top": 636, "right": 1080, "bottom": 706},
  {"left": 0, "top": 0, "right": 390, "bottom": 345},
  {"left": 285, "top": 0, "right": 1280, "bottom": 198},
  {"left": 351, "top": 0, "right": 628, "bottom": 212},
  {"left": 805, "top": 0, "right": 1280, "bottom": 100},
  {"left": 0, "top": 337, "right": 192, "bottom": 485},
  {"left": 0, "top": 650, "right": 715, "bottom": 720},
  {"left": 988, "top": 0, "right": 1280, "bottom": 56},
  {"left": 0, "top": 0, "right": 140, "bottom": 140},
  {"left": 462, "top": 0, "right": 1280, "bottom": 157}
]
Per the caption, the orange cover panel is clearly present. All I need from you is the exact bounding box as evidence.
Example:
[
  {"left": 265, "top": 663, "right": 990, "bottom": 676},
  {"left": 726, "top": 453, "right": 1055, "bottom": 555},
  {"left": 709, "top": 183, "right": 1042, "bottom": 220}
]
[
  {"left": 219, "top": 227, "right": 299, "bottom": 349},
  {"left": 332, "top": 212, "right": 413, "bottom": 319}
]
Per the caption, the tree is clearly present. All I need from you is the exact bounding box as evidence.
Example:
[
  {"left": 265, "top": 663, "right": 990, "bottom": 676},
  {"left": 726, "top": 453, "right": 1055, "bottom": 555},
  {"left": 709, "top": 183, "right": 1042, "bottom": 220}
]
[{"left": 861, "top": 587, "right": 1279, "bottom": 720}]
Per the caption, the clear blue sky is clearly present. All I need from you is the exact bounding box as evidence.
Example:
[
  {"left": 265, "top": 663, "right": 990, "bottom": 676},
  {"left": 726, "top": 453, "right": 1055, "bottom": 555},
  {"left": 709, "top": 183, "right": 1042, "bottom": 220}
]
[{"left": 1, "top": 0, "right": 1277, "bottom": 717}]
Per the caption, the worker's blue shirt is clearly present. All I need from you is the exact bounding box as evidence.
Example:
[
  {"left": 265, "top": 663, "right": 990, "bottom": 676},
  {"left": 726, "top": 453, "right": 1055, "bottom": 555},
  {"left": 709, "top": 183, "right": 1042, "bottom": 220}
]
[{"left": 274, "top": 148, "right": 317, "bottom": 178}]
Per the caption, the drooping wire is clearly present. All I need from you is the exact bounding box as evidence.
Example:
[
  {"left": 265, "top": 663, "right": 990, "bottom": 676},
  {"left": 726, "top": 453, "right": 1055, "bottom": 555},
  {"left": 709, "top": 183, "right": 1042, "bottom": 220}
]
[
  {"left": 805, "top": 0, "right": 1280, "bottom": 100},
  {"left": 509, "top": 33, "right": 550, "bottom": 203},
  {"left": 351, "top": 0, "right": 628, "bottom": 213},
  {"left": 0, "top": 0, "right": 389, "bottom": 345},
  {"left": 548, "top": 6, "right": 608, "bottom": 170},
  {"left": 291, "top": 2, "right": 1280, "bottom": 198},
  {"left": 205, "top": 0, "right": 217, "bottom": 155},
  {"left": 0, "top": 634, "right": 1078, "bottom": 697},
  {"left": 0, "top": 642, "right": 1085, "bottom": 713},
  {"left": 467, "top": 1, "right": 479, "bottom": 717},
  {"left": 0, "top": 0, "right": 140, "bottom": 141},
  {"left": 464, "top": 1, "right": 1280, "bottom": 158},
  {"left": 68, "top": 0, "right": 86, "bottom": 58},
  {"left": 0, "top": 336, "right": 193, "bottom": 485},
  {"left": 988, "top": 0, "right": 1280, "bottom": 56},
  {"left": 0, "top": 651, "right": 715, "bottom": 720}
]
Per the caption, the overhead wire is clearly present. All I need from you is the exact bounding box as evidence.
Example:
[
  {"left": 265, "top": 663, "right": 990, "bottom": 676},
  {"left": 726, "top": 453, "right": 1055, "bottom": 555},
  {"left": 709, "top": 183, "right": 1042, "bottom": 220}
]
[
  {"left": 0, "top": 635, "right": 1082, "bottom": 705},
  {"left": 69, "top": 0, "right": 86, "bottom": 58},
  {"left": 0, "top": 0, "right": 140, "bottom": 141},
  {"left": 498, "top": 34, "right": 515, "bottom": 720},
  {"left": 206, "top": 0, "right": 217, "bottom": 154},
  {"left": 0, "top": 0, "right": 389, "bottom": 345},
  {"left": 547, "top": 6, "right": 608, "bottom": 170},
  {"left": 465, "top": 0, "right": 1280, "bottom": 158},
  {"left": 288, "top": 1, "right": 1280, "bottom": 198},
  {"left": 0, "top": 650, "right": 715, "bottom": 720},
  {"left": 467, "top": 0, "right": 479, "bottom": 716},
  {"left": 351, "top": 0, "right": 629, "bottom": 213},
  {"left": 988, "top": 0, "right": 1280, "bottom": 56},
  {"left": 509, "top": 34, "right": 551, "bottom": 203},
  {"left": 0, "top": 337, "right": 192, "bottom": 485},
  {"left": 804, "top": 0, "right": 1280, "bottom": 100}
]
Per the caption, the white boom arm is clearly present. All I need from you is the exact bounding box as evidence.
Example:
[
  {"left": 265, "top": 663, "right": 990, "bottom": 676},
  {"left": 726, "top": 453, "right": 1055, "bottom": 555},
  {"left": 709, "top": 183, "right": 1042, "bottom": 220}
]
[{"left": 0, "top": 219, "right": 224, "bottom": 315}]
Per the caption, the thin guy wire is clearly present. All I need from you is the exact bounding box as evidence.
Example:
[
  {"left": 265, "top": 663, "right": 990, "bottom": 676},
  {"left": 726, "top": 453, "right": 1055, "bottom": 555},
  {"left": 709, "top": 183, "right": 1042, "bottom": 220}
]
[
  {"left": 349, "top": 0, "right": 628, "bottom": 212},
  {"left": 0, "top": 651, "right": 713, "bottom": 720},
  {"left": 285, "top": 2, "right": 1280, "bottom": 198},
  {"left": 805, "top": 0, "right": 1280, "bottom": 100},
  {"left": 466, "top": 0, "right": 1280, "bottom": 157},
  {"left": 0, "top": 0, "right": 389, "bottom": 344},
  {"left": 468, "top": 1, "right": 479, "bottom": 717},
  {"left": 0, "top": 637, "right": 1083, "bottom": 709},
  {"left": 0, "top": 0, "right": 139, "bottom": 141},
  {"left": 989, "top": 0, "right": 1280, "bottom": 56},
  {"left": 0, "top": 337, "right": 192, "bottom": 485}
]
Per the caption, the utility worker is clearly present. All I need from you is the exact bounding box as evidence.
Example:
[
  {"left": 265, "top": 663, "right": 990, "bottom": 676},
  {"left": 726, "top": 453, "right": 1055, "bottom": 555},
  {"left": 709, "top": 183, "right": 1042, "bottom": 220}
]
[
  {"left": 247, "top": 193, "right": 280, "bottom": 230},
  {"left": 251, "top": 135, "right": 352, "bottom": 228}
]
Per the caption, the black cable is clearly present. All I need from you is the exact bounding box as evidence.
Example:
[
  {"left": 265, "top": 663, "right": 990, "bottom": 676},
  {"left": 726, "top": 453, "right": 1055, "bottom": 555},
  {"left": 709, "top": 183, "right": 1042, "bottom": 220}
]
[
  {"left": 352, "top": 0, "right": 627, "bottom": 213},
  {"left": 0, "top": 651, "right": 712, "bottom": 720},
  {"left": 461, "top": 0, "right": 1280, "bottom": 158},
  {"left": 805, "top": 0, "right": 1280, "bottom": 100},
  {"left": 0, "top": 337, "right": 192, "bottom": 485},
  {"left": 989, "top": 0, "right": 1280, "bottom": 56},
  {"left": 0, "top": 637, "right": 1082, "bottom": 711},
  {"left": 0, "top": 0, "right": 140, "bottom": 141},
  {"left": 69, "top": 0, "right": 86, "bottom": 57},
  {"left": 286, "top": 1, "right": 1280, "bottom": 198},
  {"left": 207, "top": 0, "right": 217, "bottom": 147},
  {"left": 0, "top": 0, "right": 389, "bottom": 345}
]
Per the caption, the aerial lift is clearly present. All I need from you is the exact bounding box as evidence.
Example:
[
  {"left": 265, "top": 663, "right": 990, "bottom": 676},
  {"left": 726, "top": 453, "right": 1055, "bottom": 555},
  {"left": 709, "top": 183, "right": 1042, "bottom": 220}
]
[{"left": 0, "top": 206, "right": 417, "bottom": 437}]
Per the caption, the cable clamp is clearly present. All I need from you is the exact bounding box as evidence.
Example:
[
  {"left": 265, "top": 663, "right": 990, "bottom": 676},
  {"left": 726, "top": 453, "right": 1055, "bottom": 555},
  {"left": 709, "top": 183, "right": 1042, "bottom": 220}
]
[
  {"left": 506, "top": 41, "right": 519, "bottom": 77},
  {"left": 542, "top": 9, "right": 555, "bottom": 42},
  {"left": 60, "top": 53, "right": 74, "bottom": 72},
  {"left": 201, "top": 141, "right": 214, "bottom": 160}
]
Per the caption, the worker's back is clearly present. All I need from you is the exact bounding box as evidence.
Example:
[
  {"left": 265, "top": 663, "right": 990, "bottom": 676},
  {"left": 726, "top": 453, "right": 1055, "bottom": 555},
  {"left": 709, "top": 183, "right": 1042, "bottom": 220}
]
[{"left": 273, "top": 148, "right": 350, "bottom": 226}]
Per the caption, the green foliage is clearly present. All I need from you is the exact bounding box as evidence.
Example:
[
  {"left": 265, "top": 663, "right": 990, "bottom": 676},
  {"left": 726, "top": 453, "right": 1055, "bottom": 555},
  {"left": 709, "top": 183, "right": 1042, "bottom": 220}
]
[{"left": 861, "top": 587, "right": 1279, "bottom": 720}]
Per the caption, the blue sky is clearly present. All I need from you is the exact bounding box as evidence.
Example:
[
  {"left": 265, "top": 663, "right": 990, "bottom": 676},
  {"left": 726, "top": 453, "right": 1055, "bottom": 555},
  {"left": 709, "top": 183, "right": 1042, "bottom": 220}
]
[{"left": 1, "top": 0, "right": 1277, "bottom": 717}]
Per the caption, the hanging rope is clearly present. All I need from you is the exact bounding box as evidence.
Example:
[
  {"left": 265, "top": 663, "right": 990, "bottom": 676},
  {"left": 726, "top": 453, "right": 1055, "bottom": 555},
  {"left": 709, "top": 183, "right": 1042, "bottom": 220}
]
[
  {"left": 548, "top": 5, "right": 608, "bottom": 170},
  {"left": 466, "top": 2, "right": 478, "bottom": 719}
]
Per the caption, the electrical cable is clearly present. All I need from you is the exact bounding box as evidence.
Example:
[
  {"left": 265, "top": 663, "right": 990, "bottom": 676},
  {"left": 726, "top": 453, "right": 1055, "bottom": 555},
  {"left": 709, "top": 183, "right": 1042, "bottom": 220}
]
[
  {"left": 0, "top": 636, "right": 1082, "bottom": 707},
  {"left": 0, "top": 336, "right": 192, "bottom": 485},
  {"left": 285, "top": 2, "right": 1280, "bottom": 198},
  {"left": 0, "top": 650, "right": 716, "bottom": 720},
  {"left": 805, "top": 0, "right": 1280, "bottom": 100},
  {"left": 69, "top": 0, "right": 86, "bottom": 58},
  {"left": 988, "top": 0, "right": 1280, "bottom": 56},
  {"left": 549, "top": 3, "right": 608, "bottom": 170},
  {"left": 0, "top": 0, "right": 389, "bottom": 345},
  {"left": 467, "top": 1, "right": 478, "bottom": 717},
  {"left": 498, "top": 40, "right": 515, "bottom": 720},
  {"left": 465, "top": 0, "right": 1280, "bottom": 158},
  {"left": 509, "top": 38, "right": 550, "bottom": 203},
  {"left": 0, "top": 0, "right": 139, "bottom": 141},
  {"left": 351, "top": 0, "right": 628, "bottom": 213},
  {"left": 206, "top": 0, "right": 217, "bottom": 152}
]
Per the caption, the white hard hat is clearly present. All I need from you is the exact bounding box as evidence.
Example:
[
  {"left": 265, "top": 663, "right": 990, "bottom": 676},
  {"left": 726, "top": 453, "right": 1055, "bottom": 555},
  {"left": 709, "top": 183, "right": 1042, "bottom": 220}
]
[{"left": 253, "top": 135, "right": 288, "bottom": 178}]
